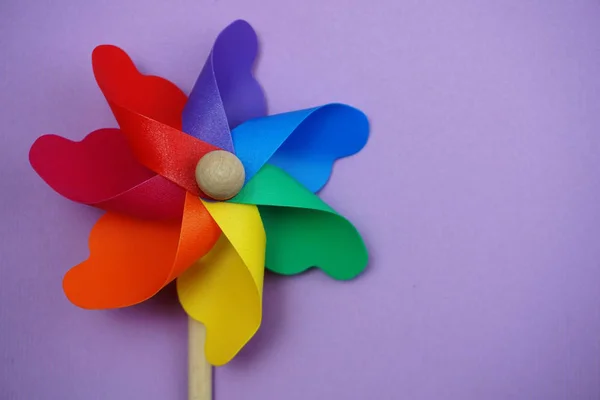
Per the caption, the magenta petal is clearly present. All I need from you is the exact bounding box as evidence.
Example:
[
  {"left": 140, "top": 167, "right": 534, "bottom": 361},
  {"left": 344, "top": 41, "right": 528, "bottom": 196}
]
[{"left": 29, "top": 128, "right": 185, "bottom": 220}]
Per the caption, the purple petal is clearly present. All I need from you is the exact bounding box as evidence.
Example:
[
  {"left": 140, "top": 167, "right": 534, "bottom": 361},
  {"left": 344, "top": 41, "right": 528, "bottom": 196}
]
[{"left": 182, "top": 20, "right": 267, "bottom": 152}]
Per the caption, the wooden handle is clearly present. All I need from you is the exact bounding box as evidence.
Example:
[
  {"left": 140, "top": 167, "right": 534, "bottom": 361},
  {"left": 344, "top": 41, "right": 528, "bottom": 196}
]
[{"left": 188, "top": 317, "right": 212, "bottom": 400}]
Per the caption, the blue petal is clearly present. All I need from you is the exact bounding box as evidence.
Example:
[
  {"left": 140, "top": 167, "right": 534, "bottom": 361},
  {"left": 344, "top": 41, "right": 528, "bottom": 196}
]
[{"left": 232, "top": 103, "right": 369, "bottom": 192}]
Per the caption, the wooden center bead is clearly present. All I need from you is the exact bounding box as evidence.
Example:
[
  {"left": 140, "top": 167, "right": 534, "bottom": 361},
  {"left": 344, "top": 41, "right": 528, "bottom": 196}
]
[{"left": 194, "top": 150, "right": 245, "bottom": 200}]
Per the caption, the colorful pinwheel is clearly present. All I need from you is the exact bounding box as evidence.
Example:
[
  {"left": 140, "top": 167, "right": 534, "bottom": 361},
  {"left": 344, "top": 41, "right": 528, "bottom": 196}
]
[{"left": 29, "top": 20, "right": 369, "bottom": 367}]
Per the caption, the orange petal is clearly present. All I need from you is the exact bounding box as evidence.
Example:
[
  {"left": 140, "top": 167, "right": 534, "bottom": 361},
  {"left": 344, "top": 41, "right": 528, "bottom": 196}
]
[{"left": 63, "top": 193, "right": 221, "bottom": 309}]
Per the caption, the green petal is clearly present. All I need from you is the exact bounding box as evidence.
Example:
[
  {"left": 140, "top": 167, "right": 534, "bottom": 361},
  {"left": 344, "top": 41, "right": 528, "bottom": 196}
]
[{"left": 230, "top": 164, "right": 368, "bottom": 280}]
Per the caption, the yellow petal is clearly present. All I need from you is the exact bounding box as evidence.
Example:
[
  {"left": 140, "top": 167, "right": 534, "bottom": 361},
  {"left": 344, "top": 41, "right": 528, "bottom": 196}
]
[{"left": 176, "top": 200, "right": 265, "bottom": 365}]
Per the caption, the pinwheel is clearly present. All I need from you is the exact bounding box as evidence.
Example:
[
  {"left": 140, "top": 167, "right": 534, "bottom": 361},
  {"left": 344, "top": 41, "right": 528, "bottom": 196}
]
[{"left": 29, "top": 20, "right": 369, "bottom": 399}]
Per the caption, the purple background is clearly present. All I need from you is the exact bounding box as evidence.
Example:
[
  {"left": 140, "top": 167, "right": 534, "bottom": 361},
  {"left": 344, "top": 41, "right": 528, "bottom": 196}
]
[{"left": 2, "top": 1, "right": 600, "bottom": 399}]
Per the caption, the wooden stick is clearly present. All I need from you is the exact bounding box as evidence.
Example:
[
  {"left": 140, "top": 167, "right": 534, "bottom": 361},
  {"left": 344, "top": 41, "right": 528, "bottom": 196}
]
[{"left": 188, "top": 317, "right": 212, "bottom": 400}]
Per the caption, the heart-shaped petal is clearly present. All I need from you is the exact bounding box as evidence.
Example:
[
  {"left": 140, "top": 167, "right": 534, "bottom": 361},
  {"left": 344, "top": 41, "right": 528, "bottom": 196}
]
[
  {"left": 31, "top": 44, "right": 193, "bottom": 218},
  {"left": 64, "top": 193, "right": 221, "bottom": 309},
  {"left": 92, "top": 45, "right": 187, "bottom": 129},
  {"left": 30, "top": 128, "right": 185, "bottom": 220},
  {"left": 93, "top": 44, "right": 219, "bottom": 195},
  {"left": 232, "top": 104, "right": 369, "bottom": 193},
  {"left": 183, "top": 19, "right": 267, "bottom": 151},
  {"left": 230, "top": 164, "right": 367, "bottom": 279},
  {"left": 177, "top": 201, "right": 265, "bottom": 365}
]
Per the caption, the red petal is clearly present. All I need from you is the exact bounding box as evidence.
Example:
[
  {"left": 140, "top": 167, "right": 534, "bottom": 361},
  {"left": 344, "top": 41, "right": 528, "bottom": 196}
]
[
  {"left": 30, "top": 128, "right": 185, "bottom": 220},
  {"left": 91, "top": 45, "right": 188, "bottom": 129},
  {"left": 92, "top": 45, "right": 218, "bottom": 195}
]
